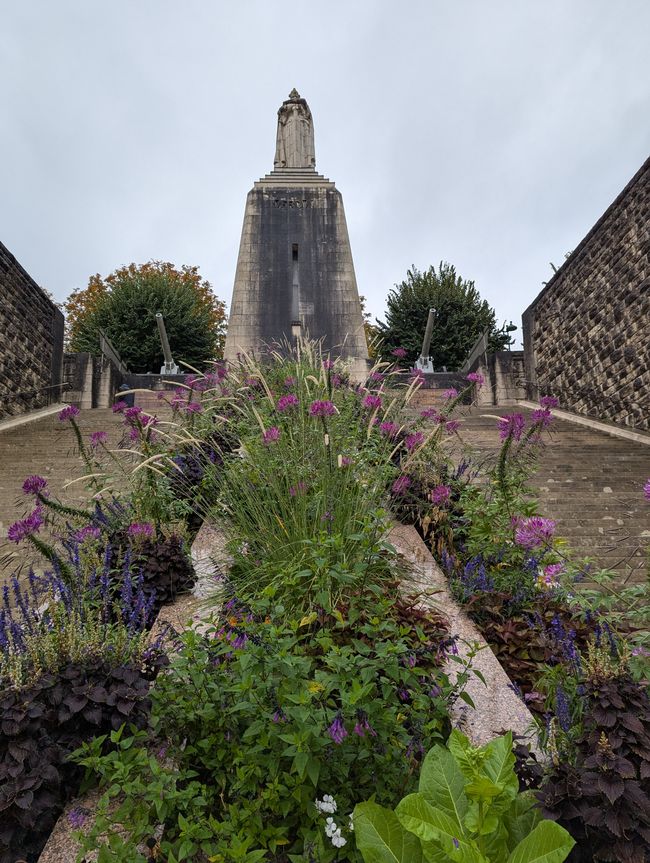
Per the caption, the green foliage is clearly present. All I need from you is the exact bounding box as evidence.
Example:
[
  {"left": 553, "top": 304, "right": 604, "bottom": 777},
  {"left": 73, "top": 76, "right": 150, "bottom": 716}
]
[
  {"left": 376, "top": 264, "right": 511, "bottom": 370},
  {"left": 72, "top": 590, "right": 463, "bottom": 861},
  {"left": 65, "top": 261, "right": 227, "bottom": 372},
  {"left": 354, "top": 731, "right": 575, "bottom": 863}
]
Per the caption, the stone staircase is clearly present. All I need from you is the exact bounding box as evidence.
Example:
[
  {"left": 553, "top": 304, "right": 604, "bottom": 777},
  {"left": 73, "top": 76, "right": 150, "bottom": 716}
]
[
  {"left": 0, "top": 407, "right": 129, "bottom": 582},
  {"left": 446, "top": 405, "right": 650, "bottom": 580}
]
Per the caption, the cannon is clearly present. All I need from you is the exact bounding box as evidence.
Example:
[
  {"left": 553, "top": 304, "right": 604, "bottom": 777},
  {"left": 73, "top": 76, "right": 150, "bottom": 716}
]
[
  {"left": 155, "top": 313, "right": 180, "bottom": 375},
  {"left": 414, "top": 308, "right": 436, "bottom": 374}
]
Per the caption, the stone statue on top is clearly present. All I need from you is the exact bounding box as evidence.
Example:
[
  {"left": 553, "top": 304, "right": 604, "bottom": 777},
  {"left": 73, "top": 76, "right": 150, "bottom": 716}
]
[{"left": 274, "top": 89, "right": 316, "bottom": 169}]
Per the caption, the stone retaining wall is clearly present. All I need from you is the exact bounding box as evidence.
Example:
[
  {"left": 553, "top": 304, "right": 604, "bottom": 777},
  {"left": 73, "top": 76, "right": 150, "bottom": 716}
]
[
  {"left": 522, "top": 157, "right": 649, "bottom": 429},
  {"left": 0, "top": 241, "right": 64, "bottom": 417}
]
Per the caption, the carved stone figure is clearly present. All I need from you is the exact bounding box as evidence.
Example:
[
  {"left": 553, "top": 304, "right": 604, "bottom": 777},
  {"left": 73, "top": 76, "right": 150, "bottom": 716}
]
[{"left": 274, "top": 89, "right": 316, "bottom": 169}]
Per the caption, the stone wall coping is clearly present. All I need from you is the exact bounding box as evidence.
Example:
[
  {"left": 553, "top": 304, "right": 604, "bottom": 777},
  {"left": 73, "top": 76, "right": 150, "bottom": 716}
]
[
  {"left": 517, "top": 399, "right": 650, "bottom": 446},
  {"left": 0, "top": 403, "right": 64, "bottom": 435}
]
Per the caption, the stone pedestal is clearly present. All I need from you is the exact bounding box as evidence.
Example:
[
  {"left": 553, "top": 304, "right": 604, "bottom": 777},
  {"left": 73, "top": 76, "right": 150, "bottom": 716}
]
[{"left": 224, "top": 165, "right": 369, "bottom": 376}]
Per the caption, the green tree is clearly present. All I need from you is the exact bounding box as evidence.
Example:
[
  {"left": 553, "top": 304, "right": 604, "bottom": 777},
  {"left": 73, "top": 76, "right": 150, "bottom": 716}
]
[
  {"left": 376, "top": 262, "right": 511, "bottom": 370},
  {"left": 65, "top": 261, "right": 227, "bottom": 373}
]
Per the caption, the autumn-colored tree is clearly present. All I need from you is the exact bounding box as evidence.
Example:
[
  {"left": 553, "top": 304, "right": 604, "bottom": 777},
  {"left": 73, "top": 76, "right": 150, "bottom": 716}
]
[
  {"left": 65, "top": 262, "right": 227, "bottom": 372},
  {"left": 358, "top": 295, "right": 381, "bottom": 359}
]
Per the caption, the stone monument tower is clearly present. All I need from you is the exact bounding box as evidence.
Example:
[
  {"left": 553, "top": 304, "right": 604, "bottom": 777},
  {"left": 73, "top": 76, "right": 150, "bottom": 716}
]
[{"left": 224, "top": 90, "right": 369, "bottom": 376}]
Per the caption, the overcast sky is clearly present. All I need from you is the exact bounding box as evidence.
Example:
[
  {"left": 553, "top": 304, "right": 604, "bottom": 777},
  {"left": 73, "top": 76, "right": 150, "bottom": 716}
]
[{"left": 1, "top": 1, "right": 648, "bottom": 347}]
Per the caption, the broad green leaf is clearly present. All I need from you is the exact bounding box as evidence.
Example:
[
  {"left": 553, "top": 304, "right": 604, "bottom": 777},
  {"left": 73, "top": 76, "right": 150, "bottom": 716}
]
[
  {"left": 482, "top": 733, "right": 518, "bottom": 801},
  {"left": 506, "top": 820, "right": 576, "bottom": 863},
  {"left": 354, "top": 802, "right": 423, "bottom": 863},
  {"left": 447, "top": 729, "right": 479, "bottom": 781},
  {"left": 503, "top": 794, "right": 541, "bottom": 849},
  {"left": 464, "top": 775, "right": 503, "bottom": 800},
  {"left": 418, "top": 746, "right": 467, "bottom": 828},
  {"left": 396, "top": 794, "right": 488, "bottom": 862}
]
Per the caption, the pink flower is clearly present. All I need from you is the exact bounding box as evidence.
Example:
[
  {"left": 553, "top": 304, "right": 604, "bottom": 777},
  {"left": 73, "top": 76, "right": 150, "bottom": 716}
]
[
  {"left": 445, "top": 420, "right": 461, "bottom": 434},
  {"left": 284, "top": 376, "right": 296, "bottom": 388},
  {"left": 7, "top": 506, "right": 43, "bottom": 543},
  {"left": 22, "top": 475, "right": 48, "bottom": 496},
  {"left": 263, "top": 426, "right": 280, "bottom": 444},
  {"left": 442, "top": 388, "right": 458, "bottom": 399},
  {"left": 289, "top": 481, "right": 306, "bottom": 497},
  {"left": 277, "top": 394, "right": 299, "bottom": 412},
  {"left": 309, "top": 400, "right": 336, "bottom": 417},
  {"left": 514, "top": 516, "right": 556, "bottom": 549},
  {"left": 183, "top": 402, "right": 203, "bottom": 414},
  {"left": 89, "top": 431, "right": 108, "bottom": 449},
  {"left": 340, "top": 456, "right": 353, "bottom": 467},
  {"left": 127, "top": 522, "right": 154, "bottom": 540},
  {"left": 466, "top": 372, "right": 484, "bottom": 386},
  {"left": 362, "top": 394, "right": 382, "bottom": 411},
  {"left": 544, "top": 563, "right": 565, "bottom": 578},
  {"left": 420, "top": 408, "right": 439, "bottom": 420},
  {"left": 392, "top": 475, "right": 411, "bottom": 495},
  {"left": 498, "top": 413, "right": 526, "bottom": 441},
  {"left": 391, "top": 348, "right": 407, "bottom": 358},
  {"left": 323, "top": 359, "right": 334, "bottom": 370},
  {"left": 58, "top": 405, "right": 80, "bottom": 422},
  {"left": 405, "top": 432, "right": 424, "bottom": 451},
  {"left": 369, "top": 371, "right": 384, "bottom": 382},
  {"left": 539, "top": 395, "right": 559, "bottom": 409},
  {"left": 75, "top": 525, "right": 102, "bottom": 543},
  {"left": 644, "top": 479, "right": 650, "bottom": 501},
  {"left": 379, "top": 421, "right": 399, "bottom": 438},
  {"left": 429, "top": 485, "right": 451, "bottom": 505},
  {"left": 331, "top": 374, "right": 344, "bottom": 388},
  {"left": 112, "top": 400, "right": 128, "bottom": 413},
  {"left": 531, "top": 409, "right": 553, "bottom": 428}
]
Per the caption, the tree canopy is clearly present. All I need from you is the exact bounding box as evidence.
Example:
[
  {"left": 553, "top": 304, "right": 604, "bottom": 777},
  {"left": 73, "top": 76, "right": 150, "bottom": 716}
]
[
  {"left": 376, "top": 262, "right": 511, "bottom": 370},
  {"left": 65, "top": 261, "right": 227, "bottom": 373}
]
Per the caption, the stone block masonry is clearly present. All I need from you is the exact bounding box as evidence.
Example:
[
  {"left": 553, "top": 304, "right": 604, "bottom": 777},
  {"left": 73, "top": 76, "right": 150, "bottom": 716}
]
[
  {"left": 0, "top": 240, "right": 64, "bottom": 417},
  {"left": 522, "top": 157, "right": 649, "bottom": 430}
]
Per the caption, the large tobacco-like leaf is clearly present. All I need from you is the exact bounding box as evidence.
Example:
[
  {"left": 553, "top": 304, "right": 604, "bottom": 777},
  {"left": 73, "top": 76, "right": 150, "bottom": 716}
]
[
  {"left": 353, "top": 802, "right": 423, "bottom": 863},
  {"left": 506, "top": 820, "right": 575, "bottom": 863}
]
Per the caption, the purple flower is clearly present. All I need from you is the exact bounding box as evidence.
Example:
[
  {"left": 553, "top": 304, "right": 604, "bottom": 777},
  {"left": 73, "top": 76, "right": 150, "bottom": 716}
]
[
  {"left": 22, "top": 475, "right": 48, "bottom": 496},
  {"left": 7, "top": 507, "right": 44, "bottom": 543},
  {"left": 58, "top": 405, "right": 80, "bottom": 422},
  {"left": 391, "top": 348, "right": 407, "bottom": 358},
  {"left": 127, "top": 522, "right": 154, "bottom": 540},
  {"left": 420, "top": 408, "right": 439, "bottom": 420},
  {"left": 555, "top": 684, "right": 571, "bottom": 732},
  {"left": 369, "top": 371, "right": 384, "bottom": 382},
  {"left": 112, "top": 400, "right": 128, "bottom": 413},
  {"left": 340, "top": 456, "right": 353, "bottom": 467},
  {"left": 443, "top": 388, "right": 458, "bottom": 400},
  {"left": 429, "top": 485, "right": 451, "bottom": 505},
  {"left": 284, "top": 376, "right": 296, "bottom": 388},
  {"left": 531, "top": 408, "right": 553, "bottom": 428},
  {"left": 327, "top": 713, "right": 348, "bottom": 745},
  {"left": 67, "top": 807, "right": 88, "bottom": 829},
  {"left": 392, "top": 475, "right": 411, "bottom": 495},
  {"left": 272, "top": 708, "right": 287, "bottom": 724},
  {"left": 289, "top": 481, "right": 306, "bottom": 497},
  {"left": 540, "top": 395, "right": 559, "bottom": 409},
  {"left": 89, "top": 431, "right": 108, "bottom": 449},
  {"left": 124, "top": 406, "right": 142, "bottom": 422},
  {"left": 362, "top": 394, "right": 382, "bottom": 411},
  {"left": 644, "top": 479, "right": 650, "bottom": 501},
  {"left": 544, "top": 562, "right": 565, "bottom": 578},
  {"left": 353, "top": 710, "right": 377, "bottom": 738},
  {"left": 498, "top": 413, "right": 526, "bottom": 441},
  {"left": 183, "top": 401, "right": 203, "bottom": 414},
  {"left": 75, "top": 525, "right": 102, "bottom": 543},
  {"left": 277, "top": 394, "right": 299, "bottom": 412},
  {"left": 405, "top": 432, "right": 424, "bottom": 451},
  {"left": 466, "top": 372, "right": 484, "bottom": 386},
  {"left": 323, "top": 359, "right": 334, "bottom": 370},
  {"left": 379, "top": 421, "right": 399, "bottom": 438},
  {"left": 445, "top": 420, "right": 461, "bottom": 434},
  {"left": 309, "top": 400, "right": 336, "bottom": 417},
  {"left": 514, "top": 516, "right": 556, "bottom": 549},
  {"left": 331, "top": 373, "right": 344, "bottom": 388},
  {"left": 263, "top": 426, "right": 280, "bottom": 444}
]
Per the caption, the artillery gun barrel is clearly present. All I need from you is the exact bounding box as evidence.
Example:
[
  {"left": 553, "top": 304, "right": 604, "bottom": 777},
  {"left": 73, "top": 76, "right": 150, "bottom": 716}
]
[
  {"left": 419, "top": 308, "right": 436, "bottom": 361},
  {"left": 155, "top": 313, "right": 174, "bottom": 367}
]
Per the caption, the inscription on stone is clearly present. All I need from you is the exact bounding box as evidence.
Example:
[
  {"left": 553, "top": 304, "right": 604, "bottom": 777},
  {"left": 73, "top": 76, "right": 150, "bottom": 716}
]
[{"left": 271, "top": 196, "right": 315, "bottom": 209}]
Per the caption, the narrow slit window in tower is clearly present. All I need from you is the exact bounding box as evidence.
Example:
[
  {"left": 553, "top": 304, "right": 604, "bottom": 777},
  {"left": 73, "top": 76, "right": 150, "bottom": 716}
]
[{"left": 292, "top": 244, "right": 299, "bottom": 261}]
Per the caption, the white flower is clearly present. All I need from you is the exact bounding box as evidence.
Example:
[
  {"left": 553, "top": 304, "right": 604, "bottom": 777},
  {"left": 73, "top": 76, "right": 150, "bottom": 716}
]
[
  {"left": 348, "top": 813, "right": 354, "bottom": 832},
  {"left": 324, "top": 817, "right": 338, "bottom": 838},
  {"left": 331, "top": 828, "right": 347, "bottom": 848},
  {"left": 315, "top": 794, "right": 337, "bottom": 814}
]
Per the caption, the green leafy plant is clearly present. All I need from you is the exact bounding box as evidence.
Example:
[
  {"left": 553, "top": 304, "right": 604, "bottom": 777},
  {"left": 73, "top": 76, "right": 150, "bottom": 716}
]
[{"left": 354, "top": 730, "right": 575, "bottom": 863}]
